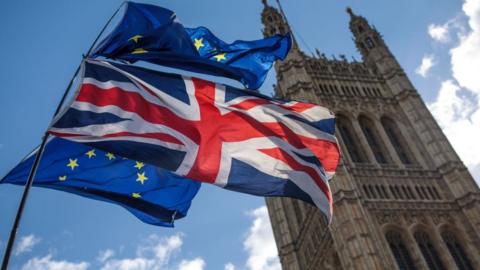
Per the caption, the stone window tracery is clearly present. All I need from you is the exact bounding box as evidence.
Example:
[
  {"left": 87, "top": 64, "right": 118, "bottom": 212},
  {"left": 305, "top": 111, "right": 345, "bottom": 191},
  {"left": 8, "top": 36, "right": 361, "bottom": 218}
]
[
  {"left": 441, "top": 231, "right": 474, "bottom": 270},
  {"left": 414, "top": 231, "right": 446, "bottom": 270},
  {"left": 363, "top": 185, "right": 371, "bottom": 198},
  {"left": 359, "top": 116, "right": 389, "bottom": 164},
  {"left": 421, "top": 187, "right": 430, "bottom": 200},
  {"left": 427, "top": 187, "right": 437, "bottom": 200},
  {"left": 390, "top": 186, "right": 399, "bottom": 199},
  {"left": 386, "top": 230, "right": 417, "bottom": 270},
  {"left": 382, "top": 186, "right": 390, "bottom": 198},
  {"left": 337, "top": 115, "right": 367, "bottom": 163},
  {"left": 406, "top": 186, "right": 415, "bottom": 199},
  {"left": 432, "top": 187, "right": 441, "bottom": 199},
  {"left": 416, "top": 186, "right": 424, "bottom": 199},
  {"left": 381, "top": 117, "right": 414, "bottom": 165}
]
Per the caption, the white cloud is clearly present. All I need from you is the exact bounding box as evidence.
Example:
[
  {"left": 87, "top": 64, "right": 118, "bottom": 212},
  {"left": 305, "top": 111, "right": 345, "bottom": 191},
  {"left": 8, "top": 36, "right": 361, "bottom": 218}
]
[
  {"left": 100, "top": 234, "right": 204, "bottom": 270},
  {"left": 15, "top": 234, "right": 41, "bottom": 256},
  {"left": 415, "top": 55, "right": 436, "bottom": 77},
  {"left": 427, "top": 0, "right": 480, "bottom": 181},
  {"left": 224, "top": 262, "right": 236, "bottom": 270},
  {"left": 97, "top": 249, "right": 115, "bottom": 263},
  {"left": 244, "top": 206, "right": 281, "bottom": 270},
  {"left": 451, "top": 0, "right": 480, "bottom": 95},
  {"left": 178, "top": 257, "right": 205, "bottom": 270},
  {"left": 100, "top": 257, "right": 154, "bottom": 270},
  {"left": 21, "top": 254, "right": 89, "bottom": 270},
  {"left": 428, "top": 23, "right": 451, "bottom": 43},
  {"left": 429, "top": 80, "right": 480, "bottom": 181}
]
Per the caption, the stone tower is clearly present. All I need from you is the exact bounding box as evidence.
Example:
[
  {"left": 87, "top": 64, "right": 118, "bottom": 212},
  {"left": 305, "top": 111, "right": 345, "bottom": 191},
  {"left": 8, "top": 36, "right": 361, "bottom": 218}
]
[{"left": 261, "top": 3, "right": 480, "bottom": 270}]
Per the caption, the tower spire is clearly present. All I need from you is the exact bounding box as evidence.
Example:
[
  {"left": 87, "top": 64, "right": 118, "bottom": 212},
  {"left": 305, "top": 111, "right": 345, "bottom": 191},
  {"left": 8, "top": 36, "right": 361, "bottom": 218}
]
[
  {"left": 260, "top": 0, "right": 297, "bottom": 47},
  {"left": 346, "top": 6, "right": 355, "bottom": 17}
]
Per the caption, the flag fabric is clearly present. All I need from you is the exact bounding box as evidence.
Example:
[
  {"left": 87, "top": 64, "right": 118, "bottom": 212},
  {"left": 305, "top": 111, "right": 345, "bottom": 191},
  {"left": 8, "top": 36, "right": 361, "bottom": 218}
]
[
  {"left": 92, "top": 1, "right": 291, "bottom": 89},
  {"left": 49, "top": 59, "right": 340, "bottom": 220},
  {"left": 1, "top": 137, "right": 201, "bottom": 227}
]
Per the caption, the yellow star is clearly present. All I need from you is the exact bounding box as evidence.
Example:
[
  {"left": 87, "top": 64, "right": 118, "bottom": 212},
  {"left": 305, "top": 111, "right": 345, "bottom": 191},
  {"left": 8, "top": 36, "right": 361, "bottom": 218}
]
[
  {"left": 213, "top": 53, "right": 227, "bottom": 62},
  {"left": 106, "top": 153, "right": 116, "bottom": 160},
  {"left": 85, "top": 149, "right": 96, "bottom": 158},
  {"left": 131, "top": 48, "right": 148, "bottom": 54},
  {"left": 58, "top": 175, "right": 67, "bottom": 181},
  {"left": 136, "top": 172, "right": 148, "bottom": 185},
  {"left": 67, "top": 159, "right": 79, "bottom": 170},
  {"left": 194, "top": 38, "right": 204, "bottom": 50},
  {"left": 128, "top": 35, "right": 143, "bottom": 43},
  {"left": 134, "top": 161, "right": 145, "bottom": 170},
  {"left": 132, "top": 192, "right": 142, "bottom": 198}
]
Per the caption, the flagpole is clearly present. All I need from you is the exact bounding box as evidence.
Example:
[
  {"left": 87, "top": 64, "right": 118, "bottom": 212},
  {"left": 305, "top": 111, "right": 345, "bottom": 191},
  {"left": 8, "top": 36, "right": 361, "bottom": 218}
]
[{"left": 0, "top": 2, "right": 126, "bottom": 269}]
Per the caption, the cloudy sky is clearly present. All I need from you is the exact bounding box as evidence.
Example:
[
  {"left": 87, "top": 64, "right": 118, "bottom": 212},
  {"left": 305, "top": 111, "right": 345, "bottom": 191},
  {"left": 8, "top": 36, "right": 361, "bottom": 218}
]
[{"left": 0, "top": 0, "right": 479, "bottom": 269}]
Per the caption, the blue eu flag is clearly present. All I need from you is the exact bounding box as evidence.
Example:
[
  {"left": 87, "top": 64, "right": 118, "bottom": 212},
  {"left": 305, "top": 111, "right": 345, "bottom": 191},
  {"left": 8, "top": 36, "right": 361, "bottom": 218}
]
[
  {"left": 92, "top": 1, "right": 291, "bottom": 89},
  {"left": 1, "top": 137, "right": 201, "bottom": 227}
]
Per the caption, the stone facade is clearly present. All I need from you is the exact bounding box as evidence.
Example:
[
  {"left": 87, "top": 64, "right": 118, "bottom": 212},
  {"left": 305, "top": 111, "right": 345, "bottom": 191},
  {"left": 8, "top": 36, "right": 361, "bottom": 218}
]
[{"left": 261, "top": 3, "right": 480, "bottom": 270}]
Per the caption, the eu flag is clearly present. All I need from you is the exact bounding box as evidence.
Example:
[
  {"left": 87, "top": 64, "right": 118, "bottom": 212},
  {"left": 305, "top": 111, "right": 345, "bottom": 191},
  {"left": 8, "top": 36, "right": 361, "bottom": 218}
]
[
  {"left": 92, "top": 1, "right": 291, "bottom": 89},
  {"left": 1, "top": 137, "right": 201, "bottom": 227}
]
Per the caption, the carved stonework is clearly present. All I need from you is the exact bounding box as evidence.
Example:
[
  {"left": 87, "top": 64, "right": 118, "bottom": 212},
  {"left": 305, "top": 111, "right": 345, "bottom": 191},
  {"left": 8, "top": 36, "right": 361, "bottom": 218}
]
[
  {"left": 376, "top": 212, "right": 401, "bottom": 225},
  {"left": 404, "top": 212, "right": 428, "bottom": 226},
  {"left": 262, "top": 3, "right": 480, "bottom": 270},
  {"left": 431, "top": 212, "right": 454, "bottom": 225}
]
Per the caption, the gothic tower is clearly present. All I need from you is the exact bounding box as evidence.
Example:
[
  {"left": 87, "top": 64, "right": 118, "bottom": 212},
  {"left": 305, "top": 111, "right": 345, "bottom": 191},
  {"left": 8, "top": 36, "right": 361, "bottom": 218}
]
[{"left": 261, "top": 3, "right": 480, "bottom": 270}]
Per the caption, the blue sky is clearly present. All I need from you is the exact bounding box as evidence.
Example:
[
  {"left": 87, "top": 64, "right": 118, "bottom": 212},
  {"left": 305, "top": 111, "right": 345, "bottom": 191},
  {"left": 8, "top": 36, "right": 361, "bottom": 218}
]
[{"left": 1, "top": 0, "right": 479, "bottom": 269}]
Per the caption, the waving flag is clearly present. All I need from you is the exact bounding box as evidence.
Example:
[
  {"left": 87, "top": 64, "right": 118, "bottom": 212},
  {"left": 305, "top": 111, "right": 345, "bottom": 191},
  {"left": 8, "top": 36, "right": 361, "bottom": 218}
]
[
  {"left": 50, "top": 59, "right": 340, "bottom": 220},
  {"left": 92, "top": 1, "right": 291, "bottom": 89},
  {"left": 1, "top": 137, "right": 201, "bottom": 227}
]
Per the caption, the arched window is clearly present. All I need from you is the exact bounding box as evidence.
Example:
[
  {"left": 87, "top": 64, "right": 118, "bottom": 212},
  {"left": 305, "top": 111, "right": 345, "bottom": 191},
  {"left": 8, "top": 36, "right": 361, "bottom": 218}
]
[
  {"left": 359, "top": 116, "right": 389, "bottom": 164},
  {"left": 441, "top": 231, "right": 474, "bottom": 270},
  {"left": 337, "top": 115, "right": 367, "bottom": 163},
  {"left": 381, "top": 117, "right": 414, "bottom": 165},
  {"left": 365, "top": 37, "right": 375, "bottom": 49},
  {"left": 386, "top": 231, "right": 417, "bottom": 270},
  {"left": 414, "top": 231, "right": 446, "bottom": 270}
]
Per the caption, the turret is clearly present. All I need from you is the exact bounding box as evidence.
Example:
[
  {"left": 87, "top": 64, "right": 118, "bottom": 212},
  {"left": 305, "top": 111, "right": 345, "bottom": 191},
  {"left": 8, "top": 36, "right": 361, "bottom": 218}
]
[
  {"left": 347, "top": 7, "right": 403, "bottom": 76},
  {"left": 260, "top": 1, "right": 313, "bottom": 99},
  {"left": 261, "top": 0, "right": 290, "bottom": 37}
]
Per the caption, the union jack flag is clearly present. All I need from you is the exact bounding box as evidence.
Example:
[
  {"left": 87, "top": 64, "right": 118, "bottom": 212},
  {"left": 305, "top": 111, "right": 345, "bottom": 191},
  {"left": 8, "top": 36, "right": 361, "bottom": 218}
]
[{"left": 50, "top": 59, "right": 340, "bottom": 220}]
